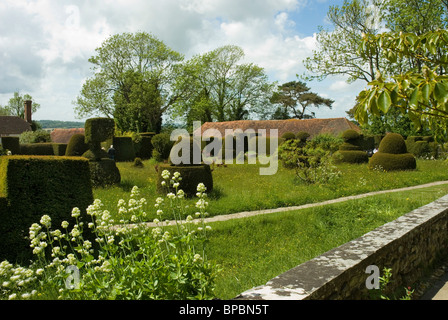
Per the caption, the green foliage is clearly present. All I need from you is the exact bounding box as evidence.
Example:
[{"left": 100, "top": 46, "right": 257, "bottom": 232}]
[
  {"left": 112, "top": 137, "right": 136, "bottom": 162},
  {"left": 88, "top": 159, "right": 121, "bottom": 187},
  {"left": 281, "top": 132, "right": 296, "bottom": 141},
  {"left": 157, "top": 164, "right": 213, "bottom": 197},
  {"left": 52, "top": 144, "right": 68, "bottom": 156},
  {"left": 306, "top": 133, "right": 343, "bottom": 153},
  {"left": 0, "top": 179, "right": 219, "bottom": 300},
  {"left": 3, "top": 92, "right": 40, "bottom": 118},
  {"left": 134, "top": 133, "right": 156, "bottom": 160},
  {"left": 342, "top": 129, "right": 360, "bottom": 142},
  {"left": 296, "top": 131, "right": 310, "bottom": 142},
  {"left": 65, "top": 134, "right": 89, "bottom": 157},
  {"left": 0, "top": 156, "right": 93, "bottom": 263},
  {"left": 369, "top": 150, "right": 416, "bottom": 171},
  {"left": 132, "top": 157, "right": 144, "bottom": 168},
  {"left": 84, "top": 118, "right": 115, "bottom": 144},
  {"left": 336, "top": 129, "right": 368, "bottom": 163},
  {"left": 336, "top": 150, "right": 369, "bottom": 164},
  {"left": 378, "top": 133, "right": 408, "bottom": 154},
  {"left": 19, "top": 130, "right": 51, "bottom": 144},
  {"left": 19, "top": 143, "right": 55, "bottom": 155},
  {"left": 0, "top": 137, "right": 20, "bottom": 155},
  {"left": 151, "top": 133, "right": 175, "bottom": 162},
  {"left": 294, "top": 147, "right": 341, "bottom": 184},
  {"left": 278, "top": 139, "right": 306, "bottom": 169}
]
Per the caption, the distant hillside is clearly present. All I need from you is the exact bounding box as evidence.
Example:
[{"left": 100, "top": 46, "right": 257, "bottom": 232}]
[{"left": 37, "top": 120, "right": 85, "bottom": 129}]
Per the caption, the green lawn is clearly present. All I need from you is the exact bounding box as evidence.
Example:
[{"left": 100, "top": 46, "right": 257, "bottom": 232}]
[
  {"left": 91, "top": 159, "right": 448, "bottom": 299},
  {"left": 93, "top": 159, "right": 448, "bottom": 222}
]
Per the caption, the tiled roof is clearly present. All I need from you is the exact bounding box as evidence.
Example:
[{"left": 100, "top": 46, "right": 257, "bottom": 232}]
[
  {"left": 0, "top": 116, "right": 32, "bottom": 135},
  {"left": 195, "top": 118, "right": 360, "bottom": 138},
  {"left": 50, "top": 128, "right": 85, "bottom": 144}
]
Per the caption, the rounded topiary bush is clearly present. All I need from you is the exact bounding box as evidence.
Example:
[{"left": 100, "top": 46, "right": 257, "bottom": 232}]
[
  {"left": 378, "top": 133, "right": 408, "bottom": 154},
  {"left": 369, "top": 133, "right": 416, "bottom": 171},
  {"left": 156, "top": 164, "right": 213, "bottom": 197},
  {"left": 66, "top": 134, "right": 89, "bottom": 157},
  {"left": 281, "top": 132, "right": 296, "bottom": 141},
  {"left": 337, "top": 150, "right": 369, "bottom": 164},
  {"left": 368, "top": 152, "right": 417, "bottom": 171},
  {"left": 342, "top": 129, "right": 361, "bottom": 142}
]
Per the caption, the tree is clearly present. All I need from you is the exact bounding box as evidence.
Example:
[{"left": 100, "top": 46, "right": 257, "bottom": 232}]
[
  {"left": 270, "top": 81, "right": 334, "bottom": 120},
  {"left": 172, "top": 45, "right": 274, "bottom": 127},
  {"left": 303, "top": 0, "right": 386, "bottom": 84},
  {"left": 73, "top": 32, "right": 185, "bottom": 133},
  {"left": 4, "top": 91, "right": 40, "bottom": 118},
  {"left": 354, "top": 30, "right": 448, "bottom": 141}
]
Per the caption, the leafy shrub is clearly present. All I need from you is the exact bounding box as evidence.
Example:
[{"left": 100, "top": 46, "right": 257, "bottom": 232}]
[
  {"left": 20, "top": 143, "right": 55, "bottom": 155},
  {"left": 294, "top": 147, "right": 341, "bottom": 185},
  {"left": 112, "top": 137, "right": 136, "bottom": 162},
  {"left": 336, "top": 130, "right": 368, "bottom": 163},
  {"left": 52, "top": 143, "right": 68, "bottom": 156},
  {"left": 278, "top": 139, "right": 306, "bottom": 169},
  {"left": 19, "top": 130, "right": 51, "bottom": 144},
  {"left": 151, "top": 133, "right": 175, "bottom": 162},
  {"left": 296, "top": 131, "right": 310, "bottom": 143},
  {"left": 336, "top": 150, "right": 369, "bottom": 164},
  {"left": 0, "top": 137, "right": 20, "bottom": 155},
  {"left": 378, "top": 133, "right": 408, "bottom": 154},
  {"left": 342, "top": 129, "right": 361, "bottom": 142},
  {"left": 0, "top": 156, "right": 93, "bottom": 263},
  {"left": 156, "top": 164, "right": 213, "bottom": 197},
  {"left": 0, "top": 176, "right": 219, "bottom": 300},
  {"left": 307, "top": 133, "right": 343, "bottom": 153},
  {"left": 65, "top": 134, "right": 89, "bottom": 157},
  {"left": 134, "top": 134, "right": 155, "bottom": 160},
  {"left": 132, "top": 157, "right": 144, "bottom": 168},
  {"left": 281, "top": 132, "right": 296, "bottom": 141}
]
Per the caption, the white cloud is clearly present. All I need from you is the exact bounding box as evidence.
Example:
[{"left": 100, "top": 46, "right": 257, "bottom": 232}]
[{"left": 0, "top": 0, "right": 359, "bottom": 121}]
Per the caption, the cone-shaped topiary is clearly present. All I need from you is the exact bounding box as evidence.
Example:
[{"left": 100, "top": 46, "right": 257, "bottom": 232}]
[{"left": 369, "top": 133, "right": 416, "bottom": 171}]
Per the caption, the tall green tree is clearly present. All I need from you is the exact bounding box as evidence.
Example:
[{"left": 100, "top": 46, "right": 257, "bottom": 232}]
[
  {"left": 4, "top": 92, "right": 40, "bottom": 118},
  {"left": 173, "top": 45, "right": 274, "bottom": 127},
  {"left": 270, "top": 81, "right": 334, "bottom": 120},
  {"left": 73, "top": 32, "right": 185, "bottom": 133}
]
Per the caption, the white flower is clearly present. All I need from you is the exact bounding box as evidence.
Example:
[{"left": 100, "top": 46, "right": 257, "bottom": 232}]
[
  {"left": 193, "top": 254, "right": 202, "bottom": 263},
  {"left": 167, "top": 193, "right": 176, "bottom": 199},
  {"left": 161, "top": 170, "right": 170, "bottom": 180},
  {"left": 8, "top": 293, "right": 17, "bottom": 300},
  {"left": 61, "top": 221, "right": 69, "bottom": 229},
  {"left": 173, "top": 171, "right": 181, "bottom": 179},
  {"left": 71, "top": 207, "right": 81, "bottom": 218},
  {"left": 40, "top": 215, "right": 51, "bottom": 227},
  {"left": 161, "top": 181, "right": 166, "bottom": 186},
  {"left": 197, "top": 183, "right": 206, "bottom": 193}
]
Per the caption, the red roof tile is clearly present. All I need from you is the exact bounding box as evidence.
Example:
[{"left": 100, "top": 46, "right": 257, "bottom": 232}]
[
  {"left": 194, "top": 118, "right": 360, "bottom": 138},
  {"left": 50, "top": 128, "right": 85, "bottom": 144}
]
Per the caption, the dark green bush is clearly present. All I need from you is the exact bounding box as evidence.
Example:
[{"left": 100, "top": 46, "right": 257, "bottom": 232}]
[
  {"left": 65, "top": 134, "right": 89, "bottom": 157},
  {"left": 88, "top": 159, "right": 121, "bottom": 187},
  {"left": 335, "top": 150, "right": 369, "bottom": 164},
  {"left": 156, "top": 164, "right": 213, "bottom": 197},
  {"left": 52, "top": 143, "right": 68, "bottom": 156},
  {"left": 0, "top": 155, "right": 94, "bottom": 263},
  {"left": 1, "top": 137, "right": 20, "bottom": 154},
  {"left": 151, "top": 133, "right": 175, "bottom": 162},
  {"left": 339, "top": 142, "right": 362, "bottom": 151},
  {"left": 112, "top": 137, "right": 136, "bottom": 162},
  {"left": 342, "top": 129, "right": 360, "bottom": 142},
  {"left": 368, "top": 152, "right": 417, "bottom": 171},
  {"left": 134, "top": 136, "right": 154, "bottom": 160},
  {"left": 20, "top": 143, "right": 55, "bottom": 155},
  {"left": 378, "top": 133, "right": 408, "bottom": 154},
  {"left": 132, "top": 157, "right": 144, "bottom": 168},
  {"left": 84, "top": 118, "right": 115, "bottom": 144},
  {"left": 281, "top": 132, "right": 296, "bottom": 141},
  {"left": 296, "top": 131, "right": 310, "bottom": 142}
]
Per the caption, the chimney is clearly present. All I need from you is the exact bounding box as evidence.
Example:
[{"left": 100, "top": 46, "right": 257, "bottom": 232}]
[{"left": 24, "top": 100, "right": 32, "bottom": 124}]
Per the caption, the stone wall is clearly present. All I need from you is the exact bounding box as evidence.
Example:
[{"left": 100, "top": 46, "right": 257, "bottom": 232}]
[{"left": 236, "top": 194, "right": 448, "bottom": 300}]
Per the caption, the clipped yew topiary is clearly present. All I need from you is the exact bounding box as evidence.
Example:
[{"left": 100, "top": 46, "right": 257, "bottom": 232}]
[
  {"left": 113, "top": 136, "right": 136, "bottom": 162},
  {"left": 65, "top": 134, "right": 89, "bottom": 157},
  {"left": 0, "top": 155, "right": 94, "bottom": 263},
  {"left": 156, "top": 136, "right": 213, "bottom": 197},
  {"left": 369, "top": 133, "right": 416, "bottom": 171},
  {"left": 335, "top": 129, "right": 368, "bottom": 164},
  {"left": 281, "top": 132, "right": 296, "bottom": 141},
  {"left": 82, "top": 118, "right": 120, "bottom": 187},
  {"left": 0, "top": 137, "right": 20, "bottom": 155}
]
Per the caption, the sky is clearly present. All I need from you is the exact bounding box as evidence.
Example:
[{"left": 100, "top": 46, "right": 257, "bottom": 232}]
[{"left": 0, "top": 0, "right": 367, "bottom": 122}]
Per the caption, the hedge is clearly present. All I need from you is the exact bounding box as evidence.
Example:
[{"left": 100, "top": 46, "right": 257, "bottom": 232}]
[
  {"left": 337, "top": 130, "right": 368, "bottom": 163},
  {"left": 336, "top": 150, "right": 369, "bottom": 164},
  {"left": 113, "top": 137, "right": 136, "bottom": 162},
  {"left": 156, "top": 164, "right": 213, "bottom": 197},
  {"left": 20, "top": 143, "right": 55, "bottom": 155},
  {"left": 0, "top": 156, "right": 94, "bottom": 263},
  {"left": 0, "top": 137, "right": 20, "bottom": 155},
  {"left": 88, "top": 159, "right": 121, "bottom": 187},
  {"left": 65, "top": 134, "right": 89, "bottom": 157}
]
